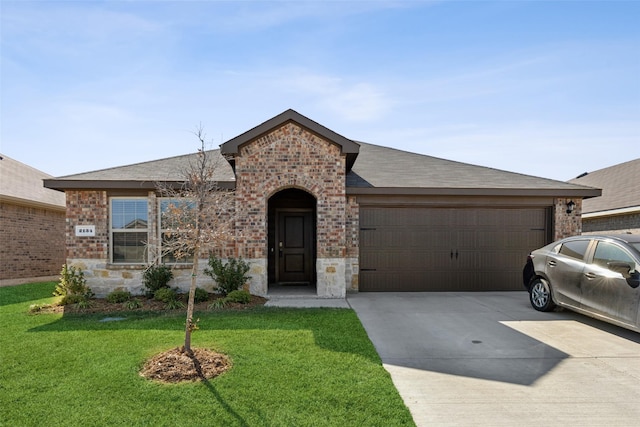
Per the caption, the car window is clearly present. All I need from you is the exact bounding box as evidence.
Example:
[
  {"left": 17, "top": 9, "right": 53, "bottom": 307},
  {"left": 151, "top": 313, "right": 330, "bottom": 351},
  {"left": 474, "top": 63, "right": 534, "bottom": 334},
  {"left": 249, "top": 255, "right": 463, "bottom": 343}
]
[
  {"left": 558, "top": 240, "right": 590, "bottom": 260},
  {"left": 592, "top": 242, "right": 636, "bottom": 269}
]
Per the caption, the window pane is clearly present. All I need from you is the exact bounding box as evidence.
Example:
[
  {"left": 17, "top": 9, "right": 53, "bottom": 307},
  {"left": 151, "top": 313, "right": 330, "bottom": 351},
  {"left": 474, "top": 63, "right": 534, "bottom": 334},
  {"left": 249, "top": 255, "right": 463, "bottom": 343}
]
[
  {"left": 593, "top": 242, "right": 635, "bottom": 268},
  {"left": 160, "top": 199, "right": 196, "bottom": 230},
  {"left": 559, "top": 240, "right": 590, "bottom": 260},
  {"left": 112, "top": 232, "right": 147, "bottom": 263},
  {"left": 161, "top": 232, "right": 194, "bottom": 264},
  {"left": 112, "top": 199, "right": 148, "bottom": 229}
]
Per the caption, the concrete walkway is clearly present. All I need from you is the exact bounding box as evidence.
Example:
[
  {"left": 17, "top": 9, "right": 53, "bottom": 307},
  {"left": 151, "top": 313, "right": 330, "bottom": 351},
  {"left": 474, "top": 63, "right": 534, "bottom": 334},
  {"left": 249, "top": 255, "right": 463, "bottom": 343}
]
[
  {"left": 265, "top": 293, "right": 351, "bottom": 308},
  {"left": 347, "top": 292, "right": 640, "bottom": 427},
  {"left": 264, "top": 285, "right": 350, "bottom": 308},
  {"left": 264, "top": 296, "right": 350, "bottom": 308}
]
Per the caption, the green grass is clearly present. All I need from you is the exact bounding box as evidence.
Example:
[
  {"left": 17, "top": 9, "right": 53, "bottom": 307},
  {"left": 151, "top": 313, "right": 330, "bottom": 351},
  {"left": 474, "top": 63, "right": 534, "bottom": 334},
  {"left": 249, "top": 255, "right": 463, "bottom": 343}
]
[{"left": 0, "top": 282, "right": 414, "bottom": 427}]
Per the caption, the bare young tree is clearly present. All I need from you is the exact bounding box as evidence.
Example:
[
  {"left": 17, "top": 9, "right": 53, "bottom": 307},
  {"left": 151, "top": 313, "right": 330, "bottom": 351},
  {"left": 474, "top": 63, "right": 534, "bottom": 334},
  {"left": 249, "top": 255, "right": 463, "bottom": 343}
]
[{"left": 152, "top": 126, "right": 236, "bottom": 354}]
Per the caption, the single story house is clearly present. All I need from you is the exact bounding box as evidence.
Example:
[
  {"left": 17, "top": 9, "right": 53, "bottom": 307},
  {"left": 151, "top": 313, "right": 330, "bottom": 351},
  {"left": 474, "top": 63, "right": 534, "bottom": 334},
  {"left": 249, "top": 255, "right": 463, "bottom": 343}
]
[
  {"left": 569, "top": 158, "right": 640, "bottom": 235},
  {"left": 1, "top": 155, "right": 66, "bottom": 285},
  {"left": 44, "top": 110, "right": 601, "bottom": 297}
]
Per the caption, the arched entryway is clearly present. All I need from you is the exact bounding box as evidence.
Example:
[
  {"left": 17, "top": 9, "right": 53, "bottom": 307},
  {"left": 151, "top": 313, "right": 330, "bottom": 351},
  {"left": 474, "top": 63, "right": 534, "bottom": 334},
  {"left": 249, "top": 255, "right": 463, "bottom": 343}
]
[{"left": 267, "top": 188, "right": 317, "bottom": 293}]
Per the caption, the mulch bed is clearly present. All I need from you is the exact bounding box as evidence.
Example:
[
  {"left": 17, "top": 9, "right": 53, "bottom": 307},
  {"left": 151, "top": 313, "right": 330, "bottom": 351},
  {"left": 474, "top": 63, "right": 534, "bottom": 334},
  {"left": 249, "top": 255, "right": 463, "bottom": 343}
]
[
  {"left": 140, "top": 347, "right": 232, "bottom": 383},
  {"left": 33, "top": 294, "right": 267, "bottom": 315}
]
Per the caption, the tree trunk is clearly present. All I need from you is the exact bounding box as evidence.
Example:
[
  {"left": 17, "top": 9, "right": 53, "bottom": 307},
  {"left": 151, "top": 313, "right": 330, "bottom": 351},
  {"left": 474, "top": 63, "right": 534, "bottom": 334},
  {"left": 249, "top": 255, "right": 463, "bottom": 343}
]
[{"left": 183, "top": 254, "right": 198, "bottom": 354}]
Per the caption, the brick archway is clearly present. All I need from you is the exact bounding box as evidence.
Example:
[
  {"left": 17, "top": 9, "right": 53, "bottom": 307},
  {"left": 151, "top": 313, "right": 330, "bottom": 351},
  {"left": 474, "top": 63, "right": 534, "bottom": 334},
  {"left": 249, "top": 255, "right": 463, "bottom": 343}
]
[{"left": 267, "top": 188, "right": 317, "bottom": 290}]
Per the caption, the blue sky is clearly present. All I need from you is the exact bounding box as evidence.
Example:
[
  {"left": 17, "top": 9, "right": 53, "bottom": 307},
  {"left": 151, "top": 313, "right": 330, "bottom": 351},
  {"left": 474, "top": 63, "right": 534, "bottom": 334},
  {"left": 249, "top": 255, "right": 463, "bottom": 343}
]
[{"left": 1, "top": 0, "right": 638, "bottom": 181}]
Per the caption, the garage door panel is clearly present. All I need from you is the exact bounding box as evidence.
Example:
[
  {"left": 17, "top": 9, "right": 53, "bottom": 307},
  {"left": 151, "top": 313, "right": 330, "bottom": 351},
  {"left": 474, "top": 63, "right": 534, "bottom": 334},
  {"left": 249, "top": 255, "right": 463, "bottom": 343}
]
[
  {"left": 360, "top": 206, "right": 548, "bottom": 292},
  {"left": 362, "top": 249, "right": 451, "bottom": 272},
  {"left": 361, "top": 271, "right": 453, "bottom": 292}
]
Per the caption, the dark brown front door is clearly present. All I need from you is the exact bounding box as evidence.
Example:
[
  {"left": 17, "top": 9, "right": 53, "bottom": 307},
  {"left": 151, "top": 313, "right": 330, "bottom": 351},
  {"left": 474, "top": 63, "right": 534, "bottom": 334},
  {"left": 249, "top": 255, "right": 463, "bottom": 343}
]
[{"left": 277, "top": 210, "right": 314, "bottom": 284}]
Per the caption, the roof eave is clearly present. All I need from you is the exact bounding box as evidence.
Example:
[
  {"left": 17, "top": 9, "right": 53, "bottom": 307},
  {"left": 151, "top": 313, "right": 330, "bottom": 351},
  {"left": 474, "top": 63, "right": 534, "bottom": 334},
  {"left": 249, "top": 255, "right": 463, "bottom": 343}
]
[
  {"left": 583, "top": 205, "right": 640, "bottom": 218},
  {"left": 0, "top": 194, "right": 66, "bottom": 211},
  {"left": 43, "top": 179, "right": 236, "bottom": 191}
]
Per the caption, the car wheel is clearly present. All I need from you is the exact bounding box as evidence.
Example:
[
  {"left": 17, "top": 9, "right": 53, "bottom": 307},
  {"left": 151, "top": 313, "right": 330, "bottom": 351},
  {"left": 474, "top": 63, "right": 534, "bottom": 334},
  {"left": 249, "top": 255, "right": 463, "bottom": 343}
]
[{"left": 529, "top": 278, "right": 556, "bottom": 312}]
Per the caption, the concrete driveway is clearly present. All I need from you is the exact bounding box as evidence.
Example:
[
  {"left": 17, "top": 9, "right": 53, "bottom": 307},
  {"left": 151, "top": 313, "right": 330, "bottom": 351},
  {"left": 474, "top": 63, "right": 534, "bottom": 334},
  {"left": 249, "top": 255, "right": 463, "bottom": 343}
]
[{"left": 347, "top": 292, "right": 640, "bottom": 427}]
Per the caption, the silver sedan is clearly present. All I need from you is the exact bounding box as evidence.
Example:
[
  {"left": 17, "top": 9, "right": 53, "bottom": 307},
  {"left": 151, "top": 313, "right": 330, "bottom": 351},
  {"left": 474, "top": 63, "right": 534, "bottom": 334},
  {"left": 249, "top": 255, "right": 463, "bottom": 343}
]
[{"left": 523, "top": 234, "right": 640, "bottom": 333}]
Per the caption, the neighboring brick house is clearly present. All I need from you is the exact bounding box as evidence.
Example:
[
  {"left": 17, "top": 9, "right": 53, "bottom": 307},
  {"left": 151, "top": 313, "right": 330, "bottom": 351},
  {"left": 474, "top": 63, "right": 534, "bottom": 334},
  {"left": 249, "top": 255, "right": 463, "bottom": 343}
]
[
  {"left": 44, "top": 110, "right": 601, "bottom": 297},
  {"left": 1, "top": 155, "right": 66, "bottom": 285},
  {"left": 569, "top": 158, "right": 640, "bottom": 235}
]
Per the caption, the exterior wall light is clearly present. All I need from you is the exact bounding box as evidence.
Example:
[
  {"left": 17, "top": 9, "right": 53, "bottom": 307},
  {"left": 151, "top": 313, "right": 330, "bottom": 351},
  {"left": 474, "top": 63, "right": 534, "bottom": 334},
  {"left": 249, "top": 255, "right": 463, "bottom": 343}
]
[{"left": 566, "top": 200, "right": 575, "bottom": 214}]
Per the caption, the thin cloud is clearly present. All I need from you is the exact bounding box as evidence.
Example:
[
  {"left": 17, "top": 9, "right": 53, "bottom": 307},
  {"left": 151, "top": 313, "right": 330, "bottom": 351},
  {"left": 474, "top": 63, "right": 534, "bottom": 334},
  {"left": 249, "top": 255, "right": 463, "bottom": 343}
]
[
  {"left": 284, "top": 72, "right": 391, "bottom": 121},
  {"left": 1, "top": 0, "right": 637, "bottom": 180}
]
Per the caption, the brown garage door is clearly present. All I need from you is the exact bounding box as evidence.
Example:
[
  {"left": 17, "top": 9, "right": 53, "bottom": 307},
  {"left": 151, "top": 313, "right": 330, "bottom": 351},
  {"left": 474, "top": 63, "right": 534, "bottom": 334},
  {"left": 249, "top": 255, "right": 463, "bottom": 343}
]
[{"left": 359, "top": 207, "right": 550, "bottom": 291}]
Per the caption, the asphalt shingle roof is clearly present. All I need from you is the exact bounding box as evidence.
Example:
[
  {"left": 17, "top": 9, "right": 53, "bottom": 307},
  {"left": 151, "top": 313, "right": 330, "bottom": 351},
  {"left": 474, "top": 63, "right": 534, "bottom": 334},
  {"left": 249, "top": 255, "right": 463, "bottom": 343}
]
[
  {"left": 0, "top": 154, "right": 65, "bottom": 209},
  {"left": 348, "top": 142, "right": 594, "bottom": 191},
  {"left": 569, "top": 158, "right": 640, "bottom": 214},
  {"left": 42, "top": 108, "right": 599, "bottom": 197},
  {"left": 49, "top": 150, "right": 235, "bottom": 184},
  {"left": 46, "top": 142, "right": 599, "bottom": 197}
]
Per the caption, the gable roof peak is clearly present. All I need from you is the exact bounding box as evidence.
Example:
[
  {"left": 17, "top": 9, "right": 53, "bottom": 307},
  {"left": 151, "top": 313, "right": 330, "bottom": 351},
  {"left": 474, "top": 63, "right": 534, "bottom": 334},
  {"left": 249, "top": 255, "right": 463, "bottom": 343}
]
[{"left": 220, "top": 109, "right": 360, "bottom": 171}]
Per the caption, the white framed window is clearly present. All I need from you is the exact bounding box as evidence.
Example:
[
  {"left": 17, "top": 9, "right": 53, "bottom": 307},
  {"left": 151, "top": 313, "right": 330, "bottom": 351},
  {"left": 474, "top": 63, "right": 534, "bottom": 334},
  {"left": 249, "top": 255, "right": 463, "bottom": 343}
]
[
  {"left": 110, "top": 198, "right": 148, "bottom": 264},
  {"left": 159, "top": 198, "right": 196, "bottom": 264}
]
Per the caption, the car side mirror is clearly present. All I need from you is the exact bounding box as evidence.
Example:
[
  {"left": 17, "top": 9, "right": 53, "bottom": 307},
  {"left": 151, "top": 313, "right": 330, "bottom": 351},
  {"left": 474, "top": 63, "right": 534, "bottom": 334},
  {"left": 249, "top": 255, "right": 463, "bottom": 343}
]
[
  {"left": 608, "top": 262, "right": 640, "bottom": 288},
  {"left": 627, "top": 271, "right": 640, "bottom": 289},
  {"left": 608, "top": 262, "right": 632, "bottom": 278}
]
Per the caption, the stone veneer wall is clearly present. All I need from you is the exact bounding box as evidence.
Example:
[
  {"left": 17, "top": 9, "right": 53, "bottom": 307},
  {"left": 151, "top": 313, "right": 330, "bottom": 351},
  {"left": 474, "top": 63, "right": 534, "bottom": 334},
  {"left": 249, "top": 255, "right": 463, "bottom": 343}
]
[
  {"left": 0, "top": 202, "right": 65, "bottom": 280},
  {"left": 553, "top": 197, "right": 582, "bottom": 240},
  {"left": 233, "top": 122, "right": 349, "bottom": 297}
]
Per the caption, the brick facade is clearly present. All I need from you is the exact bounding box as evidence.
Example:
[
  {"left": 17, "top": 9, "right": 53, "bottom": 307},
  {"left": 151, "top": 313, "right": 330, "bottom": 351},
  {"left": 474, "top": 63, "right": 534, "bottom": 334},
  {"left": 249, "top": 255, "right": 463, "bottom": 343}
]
[
  {"left": 583, "top": 212, "right": 640, "bottom": 235},
  {"left": 345, "top": 195, "right": 360, "bottom": 291},
  {"left": 56, "top": 120, "right": 588, "bottom": 297},
  {"left": 232, "top": 122, "right": 350, "bottom": 297},
  {"left": 65, "top": 190, "right": 109, "bottom": 259},
  {"left": 553, "top": 197, "right": 582, "bottom": 239},
  {"left": 61, "top": 123, "right": 355, "bottom": 297},
  {"left": 0, "top": 201, "right": 65, "bottom": 280}
]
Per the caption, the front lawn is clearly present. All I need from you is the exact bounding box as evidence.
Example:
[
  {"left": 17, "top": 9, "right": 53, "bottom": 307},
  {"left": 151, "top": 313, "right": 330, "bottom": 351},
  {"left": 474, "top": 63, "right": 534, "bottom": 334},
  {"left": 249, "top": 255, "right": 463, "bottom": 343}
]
[{"left": 0, "top": 282, "right": 414, "bottom": 426}]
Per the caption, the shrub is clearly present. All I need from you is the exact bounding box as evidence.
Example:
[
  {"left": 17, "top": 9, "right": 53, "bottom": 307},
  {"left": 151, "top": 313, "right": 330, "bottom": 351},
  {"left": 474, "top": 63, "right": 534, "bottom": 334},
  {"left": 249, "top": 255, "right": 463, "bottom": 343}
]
[
  {"left": 143, "top": 265, "right": 173, "bottom": 294},
  {"left": 208, "top": 298, "right": 228, "bottom": 310},
  {"left": 106, "top": 289, "right": 132, "bottom": 304},
  {"left": 208, "top": 290, "right": 251, "bottom": 310},
  {"left": 76, "top": 299, "right": 93, "bottom": 309},
  {"left": 204, "top": 256, "right": 250, "bottom": 296},
  {"left": 54, "top": 264, "right": 94, "bottom": 305},
  {"left": 154, "top": 287, "right": 178, "bottom": 303},
  {"left": 60, "top": 294, "right": 84, "bottom": 305},
  {"left": 165, "top": 299, "right": 185, "bottom": 310},
  {"left": 123, "top": 299, "right": 142, "bottom": 310},
  {"left": 194, "top": 287, "right": 209, "bottom": 303},
  {"left": 226, "top": 290, "right": 251, "bottom": 304}
]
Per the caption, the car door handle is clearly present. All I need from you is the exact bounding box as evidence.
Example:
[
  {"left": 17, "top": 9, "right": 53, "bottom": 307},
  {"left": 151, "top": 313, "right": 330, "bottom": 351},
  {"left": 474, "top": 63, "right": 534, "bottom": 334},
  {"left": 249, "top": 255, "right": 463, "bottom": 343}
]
[
  {"left": 548, "top": 260, "right": 556, "bottom": 267},
  {"left": 584, "top": 272, "right": 597, "bottom": 280}
]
